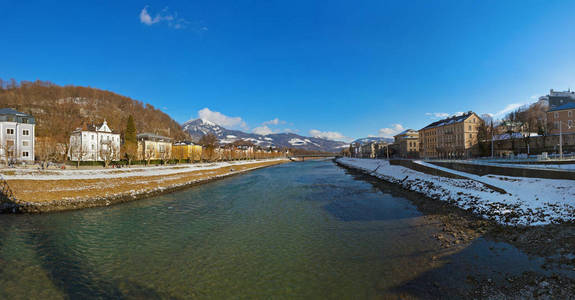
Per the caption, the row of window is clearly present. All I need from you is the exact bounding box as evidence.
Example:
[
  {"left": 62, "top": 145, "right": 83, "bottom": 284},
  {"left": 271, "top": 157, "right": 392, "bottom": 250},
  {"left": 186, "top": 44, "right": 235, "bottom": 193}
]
[
  {"left": 554, "top": 120, "right": 573, "bottom": 129},
  {"left": 6, "top": 129, "right": 30, "bottom": 136},
  {"left": 554, "top": 111, "right": 574, "bottom": 118}
]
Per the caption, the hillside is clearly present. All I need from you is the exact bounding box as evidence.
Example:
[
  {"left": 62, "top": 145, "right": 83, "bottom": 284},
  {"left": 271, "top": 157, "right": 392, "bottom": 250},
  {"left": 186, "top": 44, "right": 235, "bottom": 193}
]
[
  {"left": 183, "top": 118, "right": 349, "bottom": 152},
  {"left": 0, "top": 80, "right": 188, "bottom": 143},
  {"left": 352, "top": 137, "right": 394, "bottom": 145}
]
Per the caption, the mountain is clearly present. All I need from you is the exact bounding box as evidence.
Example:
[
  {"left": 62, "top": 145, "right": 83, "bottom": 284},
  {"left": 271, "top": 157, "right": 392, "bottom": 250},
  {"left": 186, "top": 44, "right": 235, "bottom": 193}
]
[
  {"left": 352, "top": 137, "right": 394, "bottom": 145},
  {"left": 183, "top": 118, "right": 348, "bottom": 152},
  {"left": 0, "top": 80, "right": 188, "bottom": 143}
]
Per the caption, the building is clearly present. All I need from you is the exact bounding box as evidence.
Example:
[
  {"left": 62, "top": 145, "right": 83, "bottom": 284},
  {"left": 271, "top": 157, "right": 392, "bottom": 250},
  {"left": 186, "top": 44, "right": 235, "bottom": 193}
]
[
  {"left": 172, "top": 141, "right": 203, "bottom": 161},
  {"left": 547, "top": 102, "right": 575, "bottom": 135},
  {"left": 393, "top": 129, "right": 419, "bottom": 158},
  {"left": 69, "top": 120, "right": 121, "bottom": 161},
  {"left": 419, "top": 111, "right": 483, "bottom": 159},
  {"left": 137, "top": 133, "right": 173, "bottom": 161},
  {"left": 0, "top": 108, "right": 35, "bottom": 163},
  {"left": 540, "top": 89, "right": 575, "bottom": 110}
]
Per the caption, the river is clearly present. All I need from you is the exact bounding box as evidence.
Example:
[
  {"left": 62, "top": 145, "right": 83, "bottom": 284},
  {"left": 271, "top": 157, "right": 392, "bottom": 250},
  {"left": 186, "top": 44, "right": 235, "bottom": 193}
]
[{"left": 0, "top": 160, "right": 555, "bottom": 298}]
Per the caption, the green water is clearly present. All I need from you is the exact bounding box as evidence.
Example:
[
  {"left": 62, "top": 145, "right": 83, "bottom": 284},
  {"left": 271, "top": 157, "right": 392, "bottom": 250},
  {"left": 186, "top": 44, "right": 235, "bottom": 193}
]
[{"left": 0, "top": 161, "right": 553, "bottom": 299}]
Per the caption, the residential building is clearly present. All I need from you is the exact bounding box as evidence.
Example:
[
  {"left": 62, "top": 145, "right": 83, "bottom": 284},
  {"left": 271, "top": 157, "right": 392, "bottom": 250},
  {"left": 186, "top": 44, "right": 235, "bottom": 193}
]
[
  {"left": 360, "top": 141, "right": 390, "bottom": 158},
  {"left": 68, "top": 120, "right": 121, "bottom": 161},
  {"left": 137, "top": 133, "right": 173, "bottom": 161},
  {"left": 419, "top": 111, "right": 483, "bottom": 159},
  {"left": 548, "top": 102, "right": 575, "bottom": 135},
  {"left": 0, "top": 108, "right": 35, "bottom": 163},
  {"left": 540, "top": 89, "right": 575, "bottom": 110},
  {"left": 172, "top": 142, "right": 203, "bottom": 161},
  {"left": 393, "top": 129, "right": 419, "bottom": 158}
]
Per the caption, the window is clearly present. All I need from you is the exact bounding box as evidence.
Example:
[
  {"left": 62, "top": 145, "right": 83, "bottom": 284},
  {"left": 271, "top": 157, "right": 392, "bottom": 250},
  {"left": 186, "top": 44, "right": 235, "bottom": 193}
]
[
  {"left": 555, "top": 122, "right": 559, "bottom": 129},
  {"left": 22, "top": 141, "right": 29, "bottom": 147},
  {"left": 569, "top": 120, "right": 573, "bottom": 127},
  {"left": 22, "top": 151, "right": 29, "bottom": 157},
  {"left": 554, "top": 112, "right": 559, "bottom": 119},
  {"left": 92, "top": 144, "right": 95, "bottom": 150},
  {"left": 92, "top": 135, "right": 95, "bottom": 140},
  {"left": 569, "top": 110, "right": 573, "bottom": 117},
  {"left": 6, "top": 129, "right": 14, "bottom": 135},
  {"left": 469, "top": 133, "right": 472, "bottom": 138},
  {"left": 21, "top": 118, "right": 28, "bottom": 124},
  {"left": 468, "top": 125, "right": 471, "bottom": 130},
  {"left": 22, "top": 129, "right": 29, "bottom": 136}
]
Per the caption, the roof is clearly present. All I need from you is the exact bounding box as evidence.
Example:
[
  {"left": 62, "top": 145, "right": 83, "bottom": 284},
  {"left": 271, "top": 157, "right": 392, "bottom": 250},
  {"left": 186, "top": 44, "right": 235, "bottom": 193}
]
[
  {"left": 420, "top": 111, "right": 477, "bottom": 130},
  {"left": 549, "top": 102, "right": 575, "bottom": 112},
  {"left": 137, "top": 133, "right": 172, "bottom": 141},
  {"left": 394, "top": 129, "right": 418, "bottom": 137},
  {"left": 0, "top": 108, "right": 32, "bottom": 117}
]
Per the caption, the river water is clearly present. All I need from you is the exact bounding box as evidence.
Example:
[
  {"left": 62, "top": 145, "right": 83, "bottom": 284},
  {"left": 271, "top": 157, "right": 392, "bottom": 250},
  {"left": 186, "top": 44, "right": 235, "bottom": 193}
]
[{"left": 0, "top": 160, "right": 553, "bottom": 299}]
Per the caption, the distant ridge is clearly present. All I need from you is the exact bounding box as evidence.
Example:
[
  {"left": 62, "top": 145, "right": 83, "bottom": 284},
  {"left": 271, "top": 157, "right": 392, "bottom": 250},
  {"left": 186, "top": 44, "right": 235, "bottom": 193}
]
[
  {"left": 183, "top": 118, "right": 348, "bottom": 152},
  {"left": 352, "top": 137, "right": 393, "bottom": 145}
]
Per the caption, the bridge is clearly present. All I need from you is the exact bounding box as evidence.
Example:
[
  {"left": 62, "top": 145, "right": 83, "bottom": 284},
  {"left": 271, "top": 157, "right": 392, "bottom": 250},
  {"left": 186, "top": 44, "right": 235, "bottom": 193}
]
[{"left": 288, "top": 154, "right": 337, "bottom": 162}]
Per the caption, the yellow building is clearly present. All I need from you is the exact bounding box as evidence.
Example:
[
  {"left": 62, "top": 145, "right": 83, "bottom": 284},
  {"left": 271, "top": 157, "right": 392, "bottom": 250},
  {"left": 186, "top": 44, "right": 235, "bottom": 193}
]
[
  {"left": 137, "top": 133, "right": 173, "bottom": 161},
  {"left": 419, "top": 111, "right": 483, "bottom": 159},
  {"left": 393, "top": 129, "right": 419, "bottom": 158},
  {"left": 172, "top": 142, "right": 203, "bottom": 162}
]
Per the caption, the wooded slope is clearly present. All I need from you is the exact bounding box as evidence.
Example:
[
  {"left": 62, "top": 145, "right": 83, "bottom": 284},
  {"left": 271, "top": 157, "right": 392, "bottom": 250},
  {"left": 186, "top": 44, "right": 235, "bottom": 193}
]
[{"left": 0, "top": 79, "right": 188, "bottom": 143}]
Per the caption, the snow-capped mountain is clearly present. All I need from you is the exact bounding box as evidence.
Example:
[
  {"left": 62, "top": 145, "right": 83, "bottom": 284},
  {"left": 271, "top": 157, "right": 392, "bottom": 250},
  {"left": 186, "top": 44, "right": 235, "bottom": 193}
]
[
  {"left": 352, "top": 137, "right": 394, "bottom": 145},
  {"left": 182, "top": 118, "right": 348, "bottom": 152}
]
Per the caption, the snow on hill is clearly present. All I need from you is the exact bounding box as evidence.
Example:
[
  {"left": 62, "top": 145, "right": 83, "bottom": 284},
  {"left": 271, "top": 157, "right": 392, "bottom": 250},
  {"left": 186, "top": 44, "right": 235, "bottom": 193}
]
[
  {"left": 352, "top": 137, "right": 394, "bottom": 145},
  {"left": 182, "top": 118, "right": 348, "bottom": 152}
]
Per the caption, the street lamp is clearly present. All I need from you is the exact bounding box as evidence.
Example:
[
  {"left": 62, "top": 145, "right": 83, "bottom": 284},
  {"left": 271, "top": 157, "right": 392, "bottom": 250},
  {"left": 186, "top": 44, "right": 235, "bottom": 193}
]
[{"left": 558, "top": 120, "right": 573, "bottom": 160}]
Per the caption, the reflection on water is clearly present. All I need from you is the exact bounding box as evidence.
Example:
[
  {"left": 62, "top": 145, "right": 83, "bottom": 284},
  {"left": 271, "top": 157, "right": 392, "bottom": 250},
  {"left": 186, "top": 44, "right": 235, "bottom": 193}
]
[{"left": 0, "top": 160, "right": 558, "bottom": 298}]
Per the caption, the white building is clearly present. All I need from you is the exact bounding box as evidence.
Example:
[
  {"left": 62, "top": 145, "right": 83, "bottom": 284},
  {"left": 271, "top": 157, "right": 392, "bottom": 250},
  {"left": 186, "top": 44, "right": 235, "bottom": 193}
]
[
  {"left": 68, "top": 120, "right": 121, "bottom": 161},
  {"left": 0, "top": 108, "right": 35, "bottom": 163}
]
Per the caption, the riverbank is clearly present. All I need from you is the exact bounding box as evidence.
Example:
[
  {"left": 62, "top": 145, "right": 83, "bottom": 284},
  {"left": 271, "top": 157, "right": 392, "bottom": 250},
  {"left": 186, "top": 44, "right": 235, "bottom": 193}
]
[
  {"left": 336, "top": 158, "right": 575, "bottom": 226},
  {"left": 336, "top": 158, "right": 575, "bottom": 298},
  {"left": 0, "top": 158, "right": 288, "bottom": 213}
]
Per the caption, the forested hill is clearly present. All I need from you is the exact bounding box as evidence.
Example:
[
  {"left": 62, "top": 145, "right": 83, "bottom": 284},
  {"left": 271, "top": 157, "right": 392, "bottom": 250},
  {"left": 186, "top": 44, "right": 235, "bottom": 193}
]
[{"left": 0, "top": 79, "right": 188, "bottom": 143}]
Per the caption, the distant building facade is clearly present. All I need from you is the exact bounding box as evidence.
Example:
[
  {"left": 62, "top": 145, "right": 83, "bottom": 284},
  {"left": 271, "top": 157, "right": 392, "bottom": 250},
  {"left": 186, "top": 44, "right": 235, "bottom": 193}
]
[
  {"left": 393, "top": 129, "right": 419, "bottom": 158},
  {"left": 137, "top": 133, "right": 173, "bottom": 161},
  {"left": 548, "top": 102, "right": 575, "bottom": 135},
  {"left": 69, "top": 120, "right": 121, "bottom": 161},
  {"left": 172, "top": 142, "right": 203, "bottom": 161},
  {"left": 540, "top": 89, "right": 575, "bottom": 110},
  {"left": 419, "top": 112, "right": 483, "bottom": 159},
  {"left": 0, "top": 108, "right": 35, "bottom": 163}
]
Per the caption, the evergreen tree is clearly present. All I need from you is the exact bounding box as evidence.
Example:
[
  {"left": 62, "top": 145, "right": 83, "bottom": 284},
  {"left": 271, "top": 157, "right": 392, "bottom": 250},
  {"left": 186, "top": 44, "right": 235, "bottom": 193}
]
[{"left": 124, "top": 115, "right": 137, "bottom": 165}]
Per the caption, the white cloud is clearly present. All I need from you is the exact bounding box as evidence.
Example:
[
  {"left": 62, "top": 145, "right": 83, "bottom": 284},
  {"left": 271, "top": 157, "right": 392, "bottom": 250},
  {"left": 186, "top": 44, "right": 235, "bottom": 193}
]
[
  {"left": 139, "top": 6, "right": 189, "bottom": 29},
  {"left": 492, "top": 103, "right": 526, "bottom": 118},
  {"left": 262, "top": 118, "right": 286, "bottom": 126},
  {"left": 252, "top": 126, "right": 273, "bottom": 135},
  {"left": 309, "top": 129, "right": 350, "bottom": 142},
  {"left": 378, "top": 124, "right": 405, "bottom": 138},
  {"left": 425, "top": 112, "right": 450, "bottom": 119},
  {"left": 197, "top": 108, "right": 248, "bottom": 129}
]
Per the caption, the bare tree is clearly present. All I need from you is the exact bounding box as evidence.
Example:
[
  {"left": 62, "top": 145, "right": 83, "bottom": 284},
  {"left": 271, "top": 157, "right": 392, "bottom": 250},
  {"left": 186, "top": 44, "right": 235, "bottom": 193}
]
[
  {"left": 36, "top": 137, "right": 59, "bottom": 169},
  {"left": 69, "top": 139, "right": 89, "bottom": 168},
  {"left": 144, "top": 144, "right": 155, "bottom": 166},
  {"left": 99, "top": 140, "right": 119, "bottom": 168}
]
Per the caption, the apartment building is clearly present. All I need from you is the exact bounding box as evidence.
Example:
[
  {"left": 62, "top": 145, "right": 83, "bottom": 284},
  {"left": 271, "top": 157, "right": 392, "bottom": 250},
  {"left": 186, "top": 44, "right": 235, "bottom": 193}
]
[
  {"left": 0, "top": 108, "right": 35, "bottom": 163},
  {"left": 393, "top": 129, "right": 419, "bottom": 158},
  {"left": 548, "top": 102, "right": 575, "bottom": 135},
  {"left": 419, "top": 111, "right": 483, "bottom": 159},
  {"left": 137, "top": 133, "right": 173, "bottom": 161}
]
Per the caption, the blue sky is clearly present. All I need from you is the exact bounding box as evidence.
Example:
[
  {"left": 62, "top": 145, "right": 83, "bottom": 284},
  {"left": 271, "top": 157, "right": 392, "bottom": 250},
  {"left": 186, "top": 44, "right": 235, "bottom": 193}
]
[{"left": 2, "top": 1, "right": 575, "bottom": 142}]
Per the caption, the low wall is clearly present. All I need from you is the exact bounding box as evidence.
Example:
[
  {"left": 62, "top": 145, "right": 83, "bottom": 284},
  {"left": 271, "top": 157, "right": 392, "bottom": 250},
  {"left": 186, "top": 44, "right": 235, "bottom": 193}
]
[
  {"left": 390, "top": 159, "right": 506, "bottom": 193},
  {"left": 429, "top": 161, "right": 575, "bottom": 181}
]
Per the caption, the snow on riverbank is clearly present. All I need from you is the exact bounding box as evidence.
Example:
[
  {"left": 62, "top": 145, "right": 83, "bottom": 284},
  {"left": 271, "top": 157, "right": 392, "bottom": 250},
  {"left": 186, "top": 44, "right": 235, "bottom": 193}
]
[
  {"left": 336, "top": 158, "right": 575, "bottom": 226},
  {"left": 1, "top": 159, "right": 288, "bottom": 180}
]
